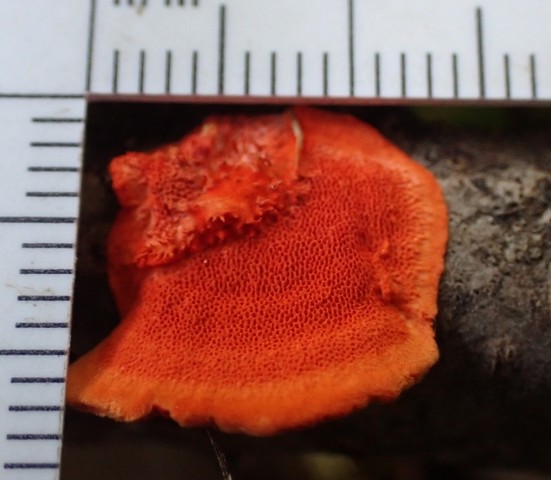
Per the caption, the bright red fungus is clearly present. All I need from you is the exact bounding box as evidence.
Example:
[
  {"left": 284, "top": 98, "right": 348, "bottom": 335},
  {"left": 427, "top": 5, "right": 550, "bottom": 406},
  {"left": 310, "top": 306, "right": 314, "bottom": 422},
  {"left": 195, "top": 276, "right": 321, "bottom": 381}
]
[{"left": 67, "top": 108, "right": 448, "bottom": 435}]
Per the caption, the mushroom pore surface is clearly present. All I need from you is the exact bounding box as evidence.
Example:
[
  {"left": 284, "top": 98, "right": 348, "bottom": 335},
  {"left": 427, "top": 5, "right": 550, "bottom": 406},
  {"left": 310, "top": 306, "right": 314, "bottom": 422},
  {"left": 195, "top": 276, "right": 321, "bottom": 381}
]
[{"left": 66, "top": 107, "right": 448, "bottom": 436}]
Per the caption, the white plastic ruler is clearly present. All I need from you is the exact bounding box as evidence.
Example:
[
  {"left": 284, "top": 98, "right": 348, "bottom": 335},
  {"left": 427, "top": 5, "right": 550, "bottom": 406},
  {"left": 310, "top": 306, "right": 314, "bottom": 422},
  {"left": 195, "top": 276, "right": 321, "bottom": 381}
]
[{"left": 0, "top": 1, "right": 550, "bottom": 478}]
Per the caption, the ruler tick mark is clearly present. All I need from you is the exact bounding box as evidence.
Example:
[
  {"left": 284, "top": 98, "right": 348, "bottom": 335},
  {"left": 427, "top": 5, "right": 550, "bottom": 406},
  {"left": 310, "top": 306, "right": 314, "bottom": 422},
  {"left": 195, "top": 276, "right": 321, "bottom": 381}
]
[
  {"left": 139, "top": 50, "right": 146, "bottom": 93},
  {"left": 32, "top": 117, "right": 83, "bottom": 123},
  {"left": 20, "top": 269, "right": 73, "bottom": 274},
  {"left": 504, "top": 54, "right": 511, "bottom": 99},
  {"left": 0, "top": 93, "right": 84, "bottom": 99},
  {"left": 323, "top": 52, "right": 329, "bottom": 96},
  {"left": 192, "top": 51, "right": 198, "bottom": 94},
  {"left": 165, "top": 50, "right": 173, "bottom": 94},
  {"left": 30, "top": 142, "right": 81, "bottom": 148},
  {"left": 18, "top": 295, "right": 71, "bottom": 302},
  {"left": 400, "top": 53, "right": 407, "bottom": 97},
  {"left": 530, "top": 54, "right": 537, "bottom": 99},
  {"left": 86, "top": 0, "right": 98, "bottom": 91},
  {"left": 112, "top": 50, "right": 120, "bottom": 94},
  {"left": 244, "top": 51, "right": 251, "bottom": 95},
  {"left": 426, "top": 53, "right": 433, "bottom": 98},
  {"left": 28, "top": 167, "right": 80, "bottom": 173},
  {"left": 296, "top": 52, "right": 303, "bottom": 96},
  {"left": 15, "top": 322, "right": 69, "bottom": 328},
  {"left": 218, "top": 5, "right": 226, "bottom": 95},
  {"left": 26, "top": 192, "right": 79, "bottom": 197},
  {"left": 4, "top": 463, "right": 60, "bottom": 469},
  {"left": 476, "top": 7, "right": 486, "bottom": 98},
  {"left": 374, "top": 52, "right": 381, "bottom": 96},
  {"left": 22, "top": 243, "right": 74, "bottom": 248},
  {"left": 9, "top": 405, "right": 63, "bottom": 412},
  {"left": 0, "top": 350, "right": 67, "bottom": 356},
  {"left": 270, "top": 52, "right": 277, "bottom": 95},
  {"left": 0, "top": 217, "right": 76, "bottom": 224},
  {"left": 452, "top": 53, "right": 459, "bottom": 98},
  {"left": 7, "top": 434, "right": 61, "bottom": 440},
  {"left": 348, "top": 0, "right": 355, "bottom": 96},
  {"left": 11, "top": 377, "right": 65, "bottom": 384}
]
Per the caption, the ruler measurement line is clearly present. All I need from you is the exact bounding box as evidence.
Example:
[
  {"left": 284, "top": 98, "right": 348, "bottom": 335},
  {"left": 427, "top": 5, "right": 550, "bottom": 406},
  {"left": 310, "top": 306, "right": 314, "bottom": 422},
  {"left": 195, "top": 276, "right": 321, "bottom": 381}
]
[
  {"left": 0, "top": 94, "right": 84, "bottom": 99},
  {"left": 347, "top": 0, "right": 355, "bottom": 96},
  {"left": 26, "top": 192, "right": 79, "bottom": 197},
  {"left": 28, "top": 167, "right": 80, "bottom": 172},
  {"left": 30, "top": 142, "right": 81, "bottom": 148},
  {"left": 504, "top": 54, "right": 511, "bottom": 99},
  {"left": 20, "top": 269, "right": 73, "bottom": 274},
  {"left": 86, "top": 0, "right": 98, "bottom": 91},
  {"left": 32, "top": 118, "right": 83, "bottom": 123},
  {"left": 270, "top": 52, "right": 277, "bottom": 95},
  {"left": 11, "top": 377, "right": 65, "bottom": 384},
  {"left": 323, "top": 52, "right": 329, "bottom": 96},
  {"left": 452, "top": 53, "right": 459, "bottom": 98},
  {"left": 400, "top": 53, "right": 407, "bottom": 97},
  {"left": 476, "top": 7, "right": 486, "bottom": 98},
  {"left": 22, "top": 243, "right": 74, "bottom": 248},
  {"left": 374, "top": 52, "right": 381, "bottom": 96},
  {"left": 218, "top": 5, "right": 226, "bottom": 95},
  {"left": 15, "top": 323, "right": 69, "bottom": 328},
  {"left": 426, "top": 53, "right": 433, "bottom": 98},
  {"left": 530, "top": 54, "right": 537, "bottom": 99},
  {"left": 18, "top": 296, "right": 71, "bottom": 302},
  {"left": 139, "top": 50, "right": 146, "bottom": 93},
  {"left": 296, "top": 52, "right": 303, "bottom": 96},
  {"left": 9, "top": 405, "right": 63, "bottom": 412},
  {"left": 244, "top": 51, "right": 251, "bottom": 95},
  {"left": 113, "top": 50, "right": 120, "bottom": 93},
  {"left": 165, "top": 50, "right": 172, "bottom": 94},
  {"left": 4, "top": 463, "right": 60, "bottom": 469},
  {"left": 0, "top": 350, "right": 67, "bottom": 356},
  {"left": 0, "top": 217, "right": 76, "bottom": 223},
  {"left": 7, "top": 434, "right": 61, "bottom": 440},
  {"left": 192, "top": 50, "right": 198, "bottom": 94}
]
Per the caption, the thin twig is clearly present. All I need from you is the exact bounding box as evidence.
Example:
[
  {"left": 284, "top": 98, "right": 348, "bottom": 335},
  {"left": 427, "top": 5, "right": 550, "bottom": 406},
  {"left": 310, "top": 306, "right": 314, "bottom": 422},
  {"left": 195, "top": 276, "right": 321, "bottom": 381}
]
[{"left": 206, "top": 429, "right": 233, "bottom": 480}]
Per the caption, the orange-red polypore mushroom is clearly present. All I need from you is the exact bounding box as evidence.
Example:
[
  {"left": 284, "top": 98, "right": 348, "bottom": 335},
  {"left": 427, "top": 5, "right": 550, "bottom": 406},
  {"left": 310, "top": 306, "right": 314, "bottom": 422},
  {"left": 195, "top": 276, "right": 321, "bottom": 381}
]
[{"left": 67, "top": 107, "right": 448, "bottom": 436}]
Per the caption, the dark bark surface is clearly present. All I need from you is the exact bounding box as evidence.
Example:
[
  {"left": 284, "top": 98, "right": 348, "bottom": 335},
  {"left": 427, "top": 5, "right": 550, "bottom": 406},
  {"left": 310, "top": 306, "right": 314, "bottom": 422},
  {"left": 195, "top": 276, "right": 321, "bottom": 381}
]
[{"left": 62, "top": 104, "right": 551, "bottom": 480}]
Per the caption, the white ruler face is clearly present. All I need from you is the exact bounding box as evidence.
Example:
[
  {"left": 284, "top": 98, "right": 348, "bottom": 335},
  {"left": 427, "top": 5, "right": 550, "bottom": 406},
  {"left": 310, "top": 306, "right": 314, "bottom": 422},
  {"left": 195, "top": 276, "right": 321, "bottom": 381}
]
[
  {"left": 0, "top": 96, "right": 84, "bottom": 476},
  {"left": 0, "top": 0, "right": 550, "bottom": 478},
  {"left": 87, "top": 0, "right": 551, "bottom": 100}
]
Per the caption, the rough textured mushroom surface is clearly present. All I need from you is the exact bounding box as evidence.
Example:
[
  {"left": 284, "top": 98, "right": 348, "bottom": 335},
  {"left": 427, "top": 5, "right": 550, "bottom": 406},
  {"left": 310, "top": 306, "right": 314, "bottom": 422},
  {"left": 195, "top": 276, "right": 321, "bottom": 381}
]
[{"left": 66, "top": 108, "right": 448, "bottom": 435}]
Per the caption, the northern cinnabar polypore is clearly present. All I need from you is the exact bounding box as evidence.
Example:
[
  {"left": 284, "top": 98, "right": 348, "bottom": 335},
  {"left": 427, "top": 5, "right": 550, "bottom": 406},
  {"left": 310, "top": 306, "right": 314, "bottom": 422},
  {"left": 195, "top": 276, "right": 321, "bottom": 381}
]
[{"left": 67, "top": 108, "right": 448, "bottom": 435}]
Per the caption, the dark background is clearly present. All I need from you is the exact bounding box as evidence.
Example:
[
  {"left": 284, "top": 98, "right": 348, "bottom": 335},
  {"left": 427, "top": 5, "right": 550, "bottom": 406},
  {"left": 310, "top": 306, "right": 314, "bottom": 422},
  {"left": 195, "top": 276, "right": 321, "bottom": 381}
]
[{"left": 62, "top": 103, "right": 551, "bottom": 480}]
